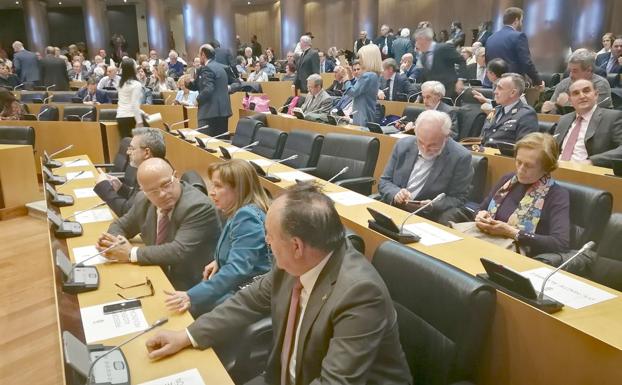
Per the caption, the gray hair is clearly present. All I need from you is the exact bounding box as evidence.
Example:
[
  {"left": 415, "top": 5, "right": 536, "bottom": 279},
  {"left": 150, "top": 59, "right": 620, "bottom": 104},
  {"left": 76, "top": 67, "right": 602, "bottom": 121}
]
[
  {"left": 414, "top": 109, "right": 452, "bottom": 136},
  {"left": 306, "top": 73, "right": 323, "bottom": 88},
  {"left": 421, "top": 81, "right": 446, "bottom": 97},
  {"left": 12, "top": 41, "right": 23, "bottom": 50},
  {"left": 300, "top": 35, "right": 313, "bottom": 45},
  {"left": 501, "top": 72, "right": 526, "bottom": 95},
  {"left": 382, "top": 58, "right": 398, "bottom": 72},
  {"left": 400, "top": 28, "right": 411, "bottom": 38},
  {"left": 414, "top": 27, "right": 434, "bottom": 40},
  {"left": 131, "top": 127, "right": 166, "bottom": 158},
  {"left": 568, "top": 48, "right": 596, "bottom": 71}
]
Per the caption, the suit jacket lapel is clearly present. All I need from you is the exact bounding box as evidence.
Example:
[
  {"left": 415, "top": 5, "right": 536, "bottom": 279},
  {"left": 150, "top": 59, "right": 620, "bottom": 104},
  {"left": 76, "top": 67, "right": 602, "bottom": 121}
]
[
  {"left": 398, "top": 145, "right": 419, "bottom": 187},
  {"left": 145, "top": 205, "right": 157, "bottom": 245},
  {"left": 558, "top": 112, "right": 576, "bottom": 145},
  {"left": 585, "top": 107, "right": 602, "bottom": 143}
]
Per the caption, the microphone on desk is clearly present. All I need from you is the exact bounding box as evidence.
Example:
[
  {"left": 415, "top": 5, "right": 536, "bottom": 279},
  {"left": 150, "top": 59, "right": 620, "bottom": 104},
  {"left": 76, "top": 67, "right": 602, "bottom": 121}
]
[
  {"left": 42, "top": 95, "right": 53, "bottom": 104},
  {"left": 49, "top": 144, "right": 75, "bottom": 158},
  {"left": 58, "top": 170, "right": 87, "bottom": 186},
  {"left": 80, "top": 109, "right": 94, "bottom": 121},
  {"left": 164, "top": 94, "right": 174, "bottom": 105},
  {"left": 164, "top": 119, "right": 190, "bottom": 135},
  {"left": 251, "top": 155, "right": 299, "bottom": 183},
  {"left": 408, "top": 91, "right": 422, "bottom": 103},
  {"left": 13, "top": 83, "right": 24, "bottom": 91},
  {"left": 220, "top": 141, "right": 259, "bottom": 159},
  {"left": 84, "top": 317, "right": 169, "bottom": 385},
  {"left": 197, "top": 131, "right": 229, "bottom": 153},
  {"left": 74, "top": 239, "right": 127, "bottom": 268},
  {"left": 537, "top": 241, "right": 596, "bottom": 301},
  {"left": 597, "top": 96, "right": 611, "bottom": 106},
  {"left": 64, "top": 202, "right": 107, "bottom": 220},
  {"left": 327, "top": 166, "right": 349, "bottom": 183},
  {"left": 266, "top": 154, "right": 298, "bottom": 174},
  {"left": 453, "top": 88, "right": 471, "bottom": 106},
  {"left": 399, "top": 193, "right": 446, "bottom": 233},
  {"left": 37, "top": 106, "right": 53, "bottom": 120},
  {"left": 46, "top": 84, "right": 56, "bottom": 91}
]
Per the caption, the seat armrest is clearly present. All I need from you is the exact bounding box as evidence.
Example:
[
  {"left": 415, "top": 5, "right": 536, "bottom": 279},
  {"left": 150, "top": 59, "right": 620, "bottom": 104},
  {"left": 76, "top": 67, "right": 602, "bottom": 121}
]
[
  {"left": 335, "top": 177, "right": 376, "bottom": 195},
  {"left": 297, "top": 167, "right": 317, "bottom": 175},
  {"left": 108, "top": 172, "right": 125, "bottom": 181},
  {"left": 368, "top": 193, "right": 381, "bottom": 200}
]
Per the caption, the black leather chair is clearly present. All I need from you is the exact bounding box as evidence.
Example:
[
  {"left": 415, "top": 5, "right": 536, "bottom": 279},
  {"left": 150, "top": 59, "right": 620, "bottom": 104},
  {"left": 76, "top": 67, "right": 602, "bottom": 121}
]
[
  {"left": 251, "top": 126, "right": 288, "bottom": 159},
  {"left": 98, "top": 109, "right": 117, "bottom": 122},
  {"left": 372, "top": 241, "right": 496, "bottom": 385},
  {"left": 37, "top": 105, "right": 60, "bottom": 121},
  {"left": 456, "top": 105, "right": 487, "bottom": 138},
  {"left": 105, "top": 90, "right": 118, "bottom": 104},
  {"left": 246, "top": 112, "right": 267, "bottom": 125},
  {"left": 181, "top": 170, "right": 208, "bottom": 195},
  {"left": 0, "top": 126, "right": 35, "bottom": 146},
  {"left": 280, "top": 95, "right": 306, "bottom": 112},
  {"left": 63, "top": 105, "right": 97, "bottom": 121},
  {"left": 279, "top": 129, "right": 324, "bottom": 168},
  {"left": 587, "top": 213, "right": 622, "bottom": 291},
  {"left": 93, "top": 137, "right": 132, "bottom": 178},
  {"left": 231, "top": 118, "right": 262, "bottom": 147},
  {"left": 49, "top": 92, "right": 76, "bottom": 103},
  {"left": 403, "top": 105, "right": 426, "bottom": 122},
  {"left": 468, "top": 155, "right": 488, "bottom": 204},
  {"left": 540, "top": 73, "right": 562, "bottom": 88},
  {"left": 555, "top": 180, "right": 612, "bottom": 249},
  {"left": 607, "top": 73, "right": 619, "bottom": 88},
  {"left": 19, "top": 91, "right": 47, "bottom": 104},
  {"left": 538, "top": 120, "right": 557, "bottom": 134},
  {"left": 301, "top": 133, "right": 379, "bottom": 195}
]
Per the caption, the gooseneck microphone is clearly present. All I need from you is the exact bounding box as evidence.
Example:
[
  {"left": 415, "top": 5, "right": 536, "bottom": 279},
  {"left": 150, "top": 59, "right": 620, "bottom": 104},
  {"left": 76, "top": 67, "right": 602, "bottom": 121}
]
[
  {"left": 537, "top": 241, "right": 596, "bottom": 301},
  {"left": 327, "top": 166, "right": 349, "bottom": 183},
  {"left": 64, "top": 202, "right": 107, "bottom": 220},
  {"left": 399, "top": 193, "right": 446, "bottom": 233},
  {"left": 74, "top": 239, "right": 127, "bottom": 268},
  {"left": 265, "top": 154, "right": 299, "bottom": 174}
]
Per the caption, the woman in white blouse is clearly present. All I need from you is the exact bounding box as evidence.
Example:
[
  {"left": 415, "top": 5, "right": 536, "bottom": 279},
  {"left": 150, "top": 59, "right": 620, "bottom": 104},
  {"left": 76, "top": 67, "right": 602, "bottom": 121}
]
[
  {"left": 174, "top": 75, "right": 198, "bottom": 106},
  {"left": 116, "top": 58, "right": 145, "bottom": 137}
]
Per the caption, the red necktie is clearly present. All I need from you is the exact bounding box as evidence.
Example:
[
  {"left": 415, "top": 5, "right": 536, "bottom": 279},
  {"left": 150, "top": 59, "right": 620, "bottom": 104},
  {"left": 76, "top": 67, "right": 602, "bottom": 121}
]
[
  {"left": 281, "top": 278, "right": 303, "bottom": 385},
  {"left": 156, "top": 210, "right": 170, "bottom": 245},
  {"left": 561, "top": 116, "right": 583, "bottom": 161}
]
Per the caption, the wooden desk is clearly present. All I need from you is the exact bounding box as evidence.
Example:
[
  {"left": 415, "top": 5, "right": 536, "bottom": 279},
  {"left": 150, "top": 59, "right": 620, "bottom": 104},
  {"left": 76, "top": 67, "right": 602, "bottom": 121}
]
[
  {"left": 0, "top": 144, "right": 40, "bottom": 215},
  {"left": 49, "top": 156, "right": 233, "bottom": 384},
  {"left": 141, "top": 105, "right": 186, "bottom": 129},
  {"left": 320, "top": 73, "right": 336, "bottom": 87},
  {"left": 163, "top": 131, "right": 622, "bottom": 385},
  {"left": 257, "top": 81, "right": 294, "bottom": 109}
]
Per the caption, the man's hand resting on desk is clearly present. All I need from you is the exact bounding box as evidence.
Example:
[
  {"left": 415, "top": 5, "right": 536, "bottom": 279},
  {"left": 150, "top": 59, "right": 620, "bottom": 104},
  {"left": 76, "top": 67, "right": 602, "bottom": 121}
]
[
  {"left": 393, "top": 189, "right": 411, "bottom": 205},
  {"left": 96, "top": 232, "right": 132, "bottom": 262},
  {"left": 146, "top": 330, "right": 192, "bottom": 360}
]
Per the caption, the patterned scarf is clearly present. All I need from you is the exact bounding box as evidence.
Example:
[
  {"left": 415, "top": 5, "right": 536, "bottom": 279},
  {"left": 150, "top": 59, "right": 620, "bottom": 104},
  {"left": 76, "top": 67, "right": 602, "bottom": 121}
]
[{"left": 487, "top": 174, "right": 553, "bottom": 234}]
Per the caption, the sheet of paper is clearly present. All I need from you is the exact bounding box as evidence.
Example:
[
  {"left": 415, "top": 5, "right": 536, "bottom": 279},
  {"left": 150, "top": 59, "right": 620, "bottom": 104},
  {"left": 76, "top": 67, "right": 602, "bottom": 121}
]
[
  {"left": 72, "top": 245, "right": 108, "bottom": 266},
  {"left": 63, "top": 159, "right": 90, "bottom": 167},
  {"left": 521, "top": 267, "right": 617, "bottom": 309},
  {"left": 80, "top": 300, "right": 149, "bottom": 343},
  {"left": 66, "top": 171, "right": 94, "bottom": 180},
  {"left": 328, "top": 191, "right": 375, "bottom": 206},
  {"left": 403, "top": 222, "right": 463, "bottom": 246},
  {"left": 248, "top": 158, "right": 274, "bottom": 167},
  {"left": 179, "top": 129, "right": 201, "bottom": 137},
  {"left": 390, "top": 133, "right": 411, "bottom": 139},
  {"left": 273, "top": 171, "right": 315, "bottom": 182},
  {"left": 75, "top": 208, "right": 113, "bottom": 224},
  {"left": 137, "top": 368, "right": 205, "bottom": 385},
  {"left": 74, "top": 187, "right": 98, "bottom": 199}
]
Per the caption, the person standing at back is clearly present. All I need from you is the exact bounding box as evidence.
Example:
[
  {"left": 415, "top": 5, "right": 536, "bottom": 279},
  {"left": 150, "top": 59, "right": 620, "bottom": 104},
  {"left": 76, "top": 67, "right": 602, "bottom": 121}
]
[
  {"left": 116, "top": 58, "right": 145, "bottom": 138},
  {"left": 11, "top": 41, "right": 40, "bottom": 89},
  {"left": 485, "top": 7, "right": 543, "bottom": 88},
  {"left": 343, "top": 44, "right": 382, "bottom": 127},
  {"left": 187, "top": 44, "right": 232, "bottom": 137},
  {"left": 294, "top": 35, "right": 320, "bottom": 94}
]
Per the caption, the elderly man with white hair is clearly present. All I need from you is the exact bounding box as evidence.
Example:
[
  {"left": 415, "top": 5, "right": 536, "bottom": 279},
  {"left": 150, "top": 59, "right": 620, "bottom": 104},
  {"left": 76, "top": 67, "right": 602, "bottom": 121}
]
[
  {"left": 404, "top": 81, "right": 459, "bottom": 137},
  {"left": 294, "top": 35, "right": 320, "bottom": 93},
  {"left": 400, "top": 52, "right": 418, "bottom": 81},
  {"left": 11, "top": 40, "right": 40, "bottom": 87},
  {"left": 379, "top": 109, "right": 473, "bottom": 224},
  {"left": 392, "top": 28, "right": 413, "bottom": 62},
  {"left": 300, "top": 73, "right": 333, "bottom": 115}
]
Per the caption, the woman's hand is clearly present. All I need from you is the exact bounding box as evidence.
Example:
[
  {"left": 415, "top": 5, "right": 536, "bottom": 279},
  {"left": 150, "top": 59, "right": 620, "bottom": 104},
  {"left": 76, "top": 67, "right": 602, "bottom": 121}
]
[
  {"left": 202, "top": 261, "right": 219, "bottom": 280},
  {"left": 164, "top": 290, "right": 191, "bottom": 313},
  {"left": 474, "top": 210, "right": 492, "bottom": 223},
  {"left": 476, "top": 218, "right": 519, "bottom": 238}
]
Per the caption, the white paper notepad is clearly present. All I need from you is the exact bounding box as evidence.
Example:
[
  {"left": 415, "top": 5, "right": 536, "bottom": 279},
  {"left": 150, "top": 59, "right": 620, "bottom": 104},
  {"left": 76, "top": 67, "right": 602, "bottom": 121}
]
[
  {"left": 137, "top": 368, "right": 205, "bottom": 385},
  {"left": 248, "top": 158, "right": 274, "bottom": 167},
  {"left": 66, "top": 171, "right": 94, "bottom": 180},
  {"left": 521, "top": 267, "right": 617, "bottom": 309},
  {"left": 74, "top": 208, "right": 113, "bottom": 224},
  {"left": 72, "top": 245, "right": 108, "bottom": 266},
  {"left": 80, "top": 300, "right": 149, "bottom": 343},
  {"left": 273, "top": 171, "right": 315, "bottom": 182},
  {"left": 328, "top": 191, "right": 375, "bottom": 206},
  {"left": 403, "top": 222, "right": 463, "bottom": 246},
  {"left": 74, "top": 188, "right": 98, "bottom": 198},
  {"left": 63, "top": 159, "right": 90, "bottom": 167}
]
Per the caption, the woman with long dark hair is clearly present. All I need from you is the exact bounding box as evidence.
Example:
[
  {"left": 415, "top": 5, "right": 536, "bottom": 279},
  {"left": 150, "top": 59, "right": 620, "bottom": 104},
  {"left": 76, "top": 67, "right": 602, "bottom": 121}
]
[{"left": 116, "top": 58, "right": 144, "bottom": 137}]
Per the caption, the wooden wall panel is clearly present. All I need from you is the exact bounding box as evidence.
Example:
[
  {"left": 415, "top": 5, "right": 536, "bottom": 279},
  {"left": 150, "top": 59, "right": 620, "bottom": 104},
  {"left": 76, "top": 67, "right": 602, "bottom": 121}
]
[{"left": 234, "top": 3, "right": 281, "bottom": 56}]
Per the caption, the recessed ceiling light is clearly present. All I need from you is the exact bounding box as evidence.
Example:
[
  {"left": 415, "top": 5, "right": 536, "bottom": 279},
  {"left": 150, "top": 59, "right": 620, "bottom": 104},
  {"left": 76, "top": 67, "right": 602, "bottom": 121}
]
[
  {"left": 247, "top": 1, "right": 251, "bottom": 4},
  {"left": 58, "top": 1, "right": 62, "bottom": 4},
  {"left": 15, "top": 1, "right": 19, "bottom": 4}
]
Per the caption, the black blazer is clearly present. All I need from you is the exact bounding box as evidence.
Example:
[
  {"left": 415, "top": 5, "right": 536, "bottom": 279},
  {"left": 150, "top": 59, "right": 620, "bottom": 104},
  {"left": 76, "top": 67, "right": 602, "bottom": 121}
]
[
  {"left": 481, "top": 100, "right": 539, "bottom": 145},
  {"left": 294, "top": 48, "right": 320, "bottom": 93},
  {"left": 554, "top": 107, "right": 622, "bottom": 168},
  {"left": 93, "top": 167, "right": 138, "bottom": 217},
  {"left": 40, "top": 55, "right": 70, "bottom": 91},
  {"left": 419, "top": 43, "right": 466, "bottom": 97},
  {"left": 380, "top": 73, "right": 412, "bottom": 101},
  {"left": 437, "top": 102, "right": 460, "bottom": 139}
]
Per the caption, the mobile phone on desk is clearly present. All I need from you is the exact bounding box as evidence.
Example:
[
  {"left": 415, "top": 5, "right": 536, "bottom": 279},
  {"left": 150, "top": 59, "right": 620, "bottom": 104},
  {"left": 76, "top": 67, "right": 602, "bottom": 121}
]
[{"left": 103, "top": 300, "right": 142, "bottom": 315}]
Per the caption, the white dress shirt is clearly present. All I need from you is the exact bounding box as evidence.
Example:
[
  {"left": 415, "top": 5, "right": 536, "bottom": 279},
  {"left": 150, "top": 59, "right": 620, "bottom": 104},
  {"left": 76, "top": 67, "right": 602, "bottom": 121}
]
[
  {"left": 406, "top": 154, "right": 436, "bottom": 198},
  {"left": 561, "top": 104, "right": 597, "bottom": 162}
]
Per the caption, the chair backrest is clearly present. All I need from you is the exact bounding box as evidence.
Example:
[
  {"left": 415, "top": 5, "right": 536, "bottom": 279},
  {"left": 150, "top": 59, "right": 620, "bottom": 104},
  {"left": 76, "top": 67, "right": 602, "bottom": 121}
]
[
  {"left": 37, "top": 105, "right": 60, "bottom": 121},
  {"left": 280, "top": 129, "right": 324, "bottom": 168},
  {"left": 181, "top": 170, "right": 208, "bottom": 195},
  {"left": 607, "top": 73, "right": 619, "bottom": 88},
  {"left": 372, "top": 241, "right": 496, "bottom": 385},
  {"left": 19, "top": 91, "right": 47, "bottom": 103},
  {"left": 589, "top": 213, "right": 622, "bottom": 291},
  {"left": 246, "top": 112, "right": 268, "bottom": 125},
  {"left": 538, "top": 120, "right": 557, "bottom": 134},
  {"left": 314, "top": 133, "right": 379, "bottom": 181},
  {"left": 49, "top": 92, "right": 76, "bottom": 103},
  {"left": 63, "top": 105, "right": 97, "bottom": 121},
  {"left": 105, "top": 90, "right": 118, "bottom": 104},
  {"left": 111, "top": 137, "right": 132, "bottom": 173},
  {"left": 98, "top": 109, "right": 118, "bottom": 122},
  {"left": 555, "top": 180, "right": 612, "bottom": 249},
  {"left": 344, "top": 228, "right": 365, "bottom": 254},
  {"left": 0, "top": 126, "right": 35, "bottom": 146},
  {"left": 402, "top": 105, "right": 426, "bottom": 122},
  {"left": 251, "top": 126, "right": 288, "bottom": 159},
  {"left": 232, "top": 118, "right": 262, "bottom": 147},
  {"left": 457, "top": 105, "right": 487, "bottom": 138},
  {"left": 468, "top": 155, "right": 488, "bottom": 203}
]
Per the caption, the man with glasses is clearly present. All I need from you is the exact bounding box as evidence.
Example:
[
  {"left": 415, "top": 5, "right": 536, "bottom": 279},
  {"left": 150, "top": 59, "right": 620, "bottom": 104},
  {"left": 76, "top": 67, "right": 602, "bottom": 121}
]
[
  {"left": 94, "top": 127, "right": 165, "bottom": 217},
  {"left": 97, "top": 157, "right": 221, "bottom": 290}
]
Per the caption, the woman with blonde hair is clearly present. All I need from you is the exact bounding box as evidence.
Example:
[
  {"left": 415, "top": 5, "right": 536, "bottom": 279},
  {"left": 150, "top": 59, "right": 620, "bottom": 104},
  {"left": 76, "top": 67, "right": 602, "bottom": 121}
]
[
  {"left": 150, "top": 61, "right": 177, "bottom": 92},
  {"left": 165, "top": 159, "right": 272, "bottom": 316},
  {"left": 174, "top": 75, "right": 198, "bottom": 106},
  {"left": 344, "top": 43, "right": 381, "bottom": 127}
]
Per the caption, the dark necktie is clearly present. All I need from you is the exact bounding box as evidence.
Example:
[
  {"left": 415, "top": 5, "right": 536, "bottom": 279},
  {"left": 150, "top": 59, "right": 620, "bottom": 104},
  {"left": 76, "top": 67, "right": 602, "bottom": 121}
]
[
  {"left": 387, "top": 78, "right": 393, "bottom": 100},
  {"left": 280, "top": 278, "right": 303, "bottom": 385},
  {"left": 108, "top": 78, "right": 113, "bottom": 88},
  {"left": 560, "top": 116, "right": 583, "bottom": 161},
  {"left": 156, "top": 210, "right": 170, "bottom": 245}
]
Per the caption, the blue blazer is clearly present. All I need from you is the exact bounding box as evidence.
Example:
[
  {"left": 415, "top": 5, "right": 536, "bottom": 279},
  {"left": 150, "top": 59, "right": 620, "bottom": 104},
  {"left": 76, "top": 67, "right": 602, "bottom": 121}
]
[
  {"left": 187, "top": 204, "right": 271, "bottom": 316},
  {"left": 76, "top": 87, "right": 110, "bottom": 104},
  {"left": 485, "top": 26, "right": 540, "bottom": 85},
  {"left": 345, "top": 71, "right": 379, "bottom": 127}
]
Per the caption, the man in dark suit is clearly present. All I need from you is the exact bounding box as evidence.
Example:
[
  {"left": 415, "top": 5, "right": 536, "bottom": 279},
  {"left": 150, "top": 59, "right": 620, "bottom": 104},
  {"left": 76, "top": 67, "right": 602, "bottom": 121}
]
[
  {"left": 595, "top": 37, "right": 622, "bottom": 86},
  {"left": 392, "top": 28, "right": 413, "bottom": 63},
  {"left": 447, "top": 21, "right": 466, "bottom": 48},
  {"left": 187, "top": 44, "right": 232, "bottom": 137},
  {"left": 466, "top": 47, "right": 488, "bottom": 84},
  {"left": 485, "top": 7, "right": 542, "bottom": 87},
  {"left": 481, "top": 73, "right": 538, "bottom": 146},
  {"left": 380, "top": 110, "right": 473, "bottom": 224},
  {"left": 97, "top": 157, "right": 221, "bottom": 291},
  {"left": 378, "top": 58, "right": 412, "bottom": 102},
  {"left": 399, "top": 53, "right": 419, "bottom": 82},
  {"left": 476, "top": 21, "right": 493, "bottom": 46},
  {"left": 294, "top": 35, "right": 320, "bottom": 94},
  {"left": 145, "top": 183, "right": 412, "bottom": 385},
  {"left": 354, "top": 30, "right": 372, "bottom": 54},
  {"left": 554, "top": 79, "right": 622, "bottom": 168},
  {"left": 318, "top": 51, "right": 335, "bottom": 73},
  {"left": 374, "top": 24, "right": 394, "bottom": 59},
  {"left": 414, "top": 27, "right": 466, "bottom": 98},
  {"left": 40, "top": 46, "right": 70, "bottom": 91},
  {"left": 11, "top": 41, "right": 40, "bottom": 88},
  {"left": 75, "top": 78, "right": 111, "bottom": 104},
  {"left": 210, "top": 40, "right": 239, "bottom": 84},
  {"left": 94, "top": 127, "right": 166, "bottom": 217}
]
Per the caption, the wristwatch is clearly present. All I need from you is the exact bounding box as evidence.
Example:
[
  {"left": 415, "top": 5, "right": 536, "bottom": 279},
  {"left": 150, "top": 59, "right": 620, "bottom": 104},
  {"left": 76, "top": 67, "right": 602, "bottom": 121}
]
[{"left": 513, "top": 230, "right": 521, "bottom": 242}]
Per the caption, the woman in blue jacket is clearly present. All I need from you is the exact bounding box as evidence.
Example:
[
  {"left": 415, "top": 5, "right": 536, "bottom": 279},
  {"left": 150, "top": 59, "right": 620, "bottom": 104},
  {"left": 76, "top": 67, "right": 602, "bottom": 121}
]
[
  {"left": 344, "top": 43, "right": 382, "bottom": 127},
  {"left": 164, "top": 159, "right": 271, "bottom": 317}
]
